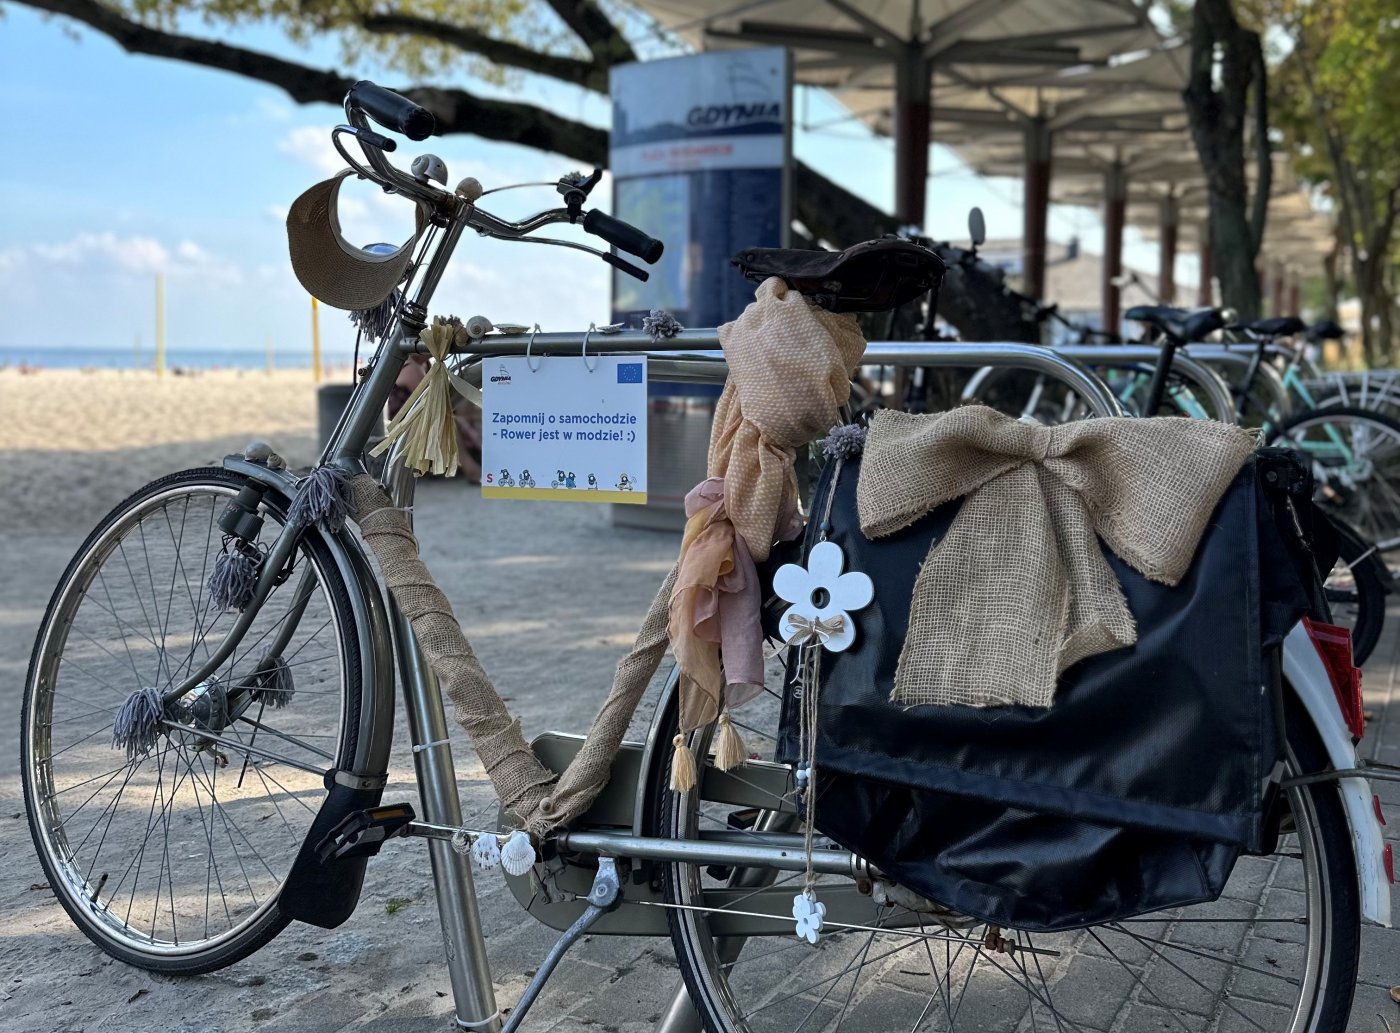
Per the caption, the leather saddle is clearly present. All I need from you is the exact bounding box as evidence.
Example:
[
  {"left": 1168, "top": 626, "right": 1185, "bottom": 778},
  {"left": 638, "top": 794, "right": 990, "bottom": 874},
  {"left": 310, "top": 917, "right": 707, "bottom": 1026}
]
[
  {"left": 1125, "top": 305, "right": 1226, "bottom": 343},
  {"left": 732, "top": 238, "right": 945, "bottom": 313},
  {"left": 1238, "top": 316, "right": 1307, "bottom": 338}
]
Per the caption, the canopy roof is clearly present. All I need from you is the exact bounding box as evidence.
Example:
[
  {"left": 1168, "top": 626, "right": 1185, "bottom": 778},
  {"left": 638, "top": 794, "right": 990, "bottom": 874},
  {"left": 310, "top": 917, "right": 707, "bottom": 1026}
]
[{"left": 640, "top": 0, "right": 1161, "bottom": 123}]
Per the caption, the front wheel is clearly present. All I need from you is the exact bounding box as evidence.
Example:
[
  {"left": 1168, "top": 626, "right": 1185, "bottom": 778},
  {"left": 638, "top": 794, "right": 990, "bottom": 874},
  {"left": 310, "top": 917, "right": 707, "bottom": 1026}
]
[
  {"left": 648, "top": 689, "right": 1360, "bottom": 1033},
  {"left": 22, "top": 468, "right": 364, "bottom": 974}
]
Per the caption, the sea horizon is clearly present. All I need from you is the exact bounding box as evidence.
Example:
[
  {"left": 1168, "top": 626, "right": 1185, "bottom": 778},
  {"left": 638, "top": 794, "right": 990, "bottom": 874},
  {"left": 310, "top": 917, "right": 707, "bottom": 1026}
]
[{"left": 0, "top": 344, "right": 357, "bottom": 371}]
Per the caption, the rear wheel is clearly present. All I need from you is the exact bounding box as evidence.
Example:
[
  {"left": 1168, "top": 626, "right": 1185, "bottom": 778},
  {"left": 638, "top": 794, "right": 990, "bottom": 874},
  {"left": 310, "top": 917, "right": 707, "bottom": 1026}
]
[
  {"left": 22, "top": 468, "right": 363, "bottom": 974},
  {"left": 648, "top": 689, "right": 1360, "bottom": 1033},
  {"left": 1267, "top": 404, "right": 1400, "bottom": 555}
]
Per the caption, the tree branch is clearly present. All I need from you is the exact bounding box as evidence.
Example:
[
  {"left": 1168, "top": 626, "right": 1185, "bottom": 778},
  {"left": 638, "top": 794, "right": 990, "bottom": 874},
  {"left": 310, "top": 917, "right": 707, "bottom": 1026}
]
[
  {"left": 359, "top": 12, "right": 607, "bottom": 92},
  {"left": 543, "top": 0, "right": 636, "bottom": 66},
  {"left": 14, "top": 0, "right": 608, "bottom": 161}
]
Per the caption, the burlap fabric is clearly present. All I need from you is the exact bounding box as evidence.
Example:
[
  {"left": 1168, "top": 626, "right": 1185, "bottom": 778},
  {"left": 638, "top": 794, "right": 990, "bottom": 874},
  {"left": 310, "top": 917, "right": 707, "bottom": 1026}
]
[
  {"left": 710, "top": 277, "right": 867, "bottom": 560},
  {"left": 857, "top": 406, "right": 1257, "bottom": 709},
  {"left": 669, "top": 277, "right": 865, "bottom": 734},
  {"left": 348, "top": 474, "right": 674, "bottom": 835}
]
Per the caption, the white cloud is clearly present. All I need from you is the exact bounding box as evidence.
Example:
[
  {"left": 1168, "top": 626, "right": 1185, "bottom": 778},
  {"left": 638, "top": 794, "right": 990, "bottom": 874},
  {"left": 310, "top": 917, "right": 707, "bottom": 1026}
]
[
  {"left": 277, "top": 125, "right": 345, "bottom": 177},
  {"left": 1, "top": 231, "right": 241, "bottom": 285}
]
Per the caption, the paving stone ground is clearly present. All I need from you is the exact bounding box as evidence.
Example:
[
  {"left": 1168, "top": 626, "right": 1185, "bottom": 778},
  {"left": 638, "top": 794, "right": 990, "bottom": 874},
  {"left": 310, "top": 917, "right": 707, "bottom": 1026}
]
[{"left": 0, "top": 478, "right": 1395, "bottom": 1033}]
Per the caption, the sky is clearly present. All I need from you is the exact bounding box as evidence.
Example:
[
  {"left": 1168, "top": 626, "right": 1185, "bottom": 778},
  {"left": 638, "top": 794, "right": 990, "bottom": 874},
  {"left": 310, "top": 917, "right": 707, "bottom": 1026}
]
[{"left": 0, "top": 4, "right": 1184, "bottom": 361}]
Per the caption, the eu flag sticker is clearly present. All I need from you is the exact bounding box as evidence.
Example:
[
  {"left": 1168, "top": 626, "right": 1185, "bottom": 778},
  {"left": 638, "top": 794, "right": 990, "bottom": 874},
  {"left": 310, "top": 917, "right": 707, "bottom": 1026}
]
[{"left": 617, "top": 362, "right": 644, "bottom": 384}]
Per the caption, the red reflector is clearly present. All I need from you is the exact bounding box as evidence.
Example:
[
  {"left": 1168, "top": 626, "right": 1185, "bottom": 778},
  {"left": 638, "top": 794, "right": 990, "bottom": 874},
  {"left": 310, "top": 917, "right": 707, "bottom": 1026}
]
[
  {"left": 1384, "top": 843, "right": 1394, "bottom": 884},
  {"left": 1375, "top": 794, "right": 1387, "bottom": 826},
  {"left": 1302, "top": 617, "right": 1365, "bottom": 741}
]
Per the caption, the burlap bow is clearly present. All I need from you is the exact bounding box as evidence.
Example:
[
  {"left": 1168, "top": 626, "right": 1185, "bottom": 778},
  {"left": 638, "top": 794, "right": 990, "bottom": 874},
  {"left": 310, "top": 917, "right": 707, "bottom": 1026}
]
[
  {"left": 669, "top": 277, "right": 866, "bottom": 734},
  {"left": 857, "top": 406, "right": 1258, "bottom": 709},
  {"left": 786, "top": 614, "right": 846, "bottom": 646}
]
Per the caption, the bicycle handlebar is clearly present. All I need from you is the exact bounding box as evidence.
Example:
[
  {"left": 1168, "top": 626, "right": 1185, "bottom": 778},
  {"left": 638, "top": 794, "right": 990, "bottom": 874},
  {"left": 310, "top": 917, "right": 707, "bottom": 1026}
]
[{"left": 347, "top": 81, "right": 435, "bottom": 141}]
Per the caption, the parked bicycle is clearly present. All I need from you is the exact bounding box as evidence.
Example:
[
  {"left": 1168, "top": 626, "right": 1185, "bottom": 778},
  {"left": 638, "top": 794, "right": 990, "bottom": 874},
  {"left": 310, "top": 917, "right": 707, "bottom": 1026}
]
[{"left": 20, "top": 83, "right": 1394, "bottom": 1033}]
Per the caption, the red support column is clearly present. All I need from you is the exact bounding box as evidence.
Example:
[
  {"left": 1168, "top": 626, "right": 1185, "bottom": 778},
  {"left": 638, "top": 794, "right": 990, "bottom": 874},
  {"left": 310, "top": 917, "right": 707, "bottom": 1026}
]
[
  {"left": 1197, "top": 219, "right": 1214, "bottom": 307},
  {"left": 893, "top": 49, "right": 931, "bottom": 228},
  {"left": 1288, "top": 276, "right": 1301, "bottom": 318},
  {"left": 1103, "top": 163, "right": 1128, "bottom": 340},
  {"left": 1158, "top": 194, "right": 1179, "bottom": 306},
  {"left": 1022, "top": 118, "right": 1052, "bottom": 300}
]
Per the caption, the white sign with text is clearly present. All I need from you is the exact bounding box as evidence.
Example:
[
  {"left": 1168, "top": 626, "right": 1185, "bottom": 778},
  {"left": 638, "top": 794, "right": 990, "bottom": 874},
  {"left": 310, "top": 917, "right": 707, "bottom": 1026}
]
[{"left": 481, "top": 354, "right": 648, "bottom": 503}]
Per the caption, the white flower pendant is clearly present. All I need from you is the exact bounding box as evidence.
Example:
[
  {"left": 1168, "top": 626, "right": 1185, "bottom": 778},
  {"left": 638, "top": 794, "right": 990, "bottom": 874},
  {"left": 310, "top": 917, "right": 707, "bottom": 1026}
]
[
  {"left": 774, "top": 541, "right": 873, "bottom": 653},
  {"left": 792, "top": 889, "right": 827, "bottom": 944}
]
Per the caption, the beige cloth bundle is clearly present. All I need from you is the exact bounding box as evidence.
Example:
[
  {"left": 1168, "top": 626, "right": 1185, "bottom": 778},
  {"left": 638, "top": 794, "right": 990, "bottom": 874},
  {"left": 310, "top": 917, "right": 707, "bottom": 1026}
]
[
  {"left": 857, "top": 406, "right": 1258, "bottom": 709},
  {"left": 669, "top": 277, "right": 866, "bottom": 742}
]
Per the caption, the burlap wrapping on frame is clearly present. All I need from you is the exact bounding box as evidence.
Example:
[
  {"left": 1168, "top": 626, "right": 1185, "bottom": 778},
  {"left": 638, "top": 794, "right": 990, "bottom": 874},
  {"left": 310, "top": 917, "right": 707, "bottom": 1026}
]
[
  {"left": 348, "top": 474, "right": 675, "bottom": 835},
  {"left": 669, "top": 277, "right": 866, "bottom": 735},
  {"left": 857, "top": 406, "right": 1258, "bottom": 709}
]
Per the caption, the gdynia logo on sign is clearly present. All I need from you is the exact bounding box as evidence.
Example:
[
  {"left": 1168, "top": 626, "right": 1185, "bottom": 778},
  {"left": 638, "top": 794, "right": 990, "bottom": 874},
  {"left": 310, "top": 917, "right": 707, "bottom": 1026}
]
[
  {"left": 489, "top": 365, "right": 512, "bottom": 385},
  {"left": 684, "top": 103, "right": 781, "bottom": 128}
]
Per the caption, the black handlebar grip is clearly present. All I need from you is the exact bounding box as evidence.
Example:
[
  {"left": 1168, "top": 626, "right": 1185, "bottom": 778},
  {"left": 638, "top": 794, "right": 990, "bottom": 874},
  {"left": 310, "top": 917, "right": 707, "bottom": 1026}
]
[
  {"left": 583, "top": 210, "right": 664, "bottom": 265},
  {"left": 348, "top": 81, "right": 436, "bottom": 141}
]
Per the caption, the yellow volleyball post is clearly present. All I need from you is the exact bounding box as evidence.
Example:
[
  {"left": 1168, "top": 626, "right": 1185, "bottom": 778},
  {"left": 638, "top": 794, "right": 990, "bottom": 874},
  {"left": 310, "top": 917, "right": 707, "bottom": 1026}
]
[
  {"left": 154, "top": 273, "right": 166, "bottom": 379},
  {"left": 310, "top": 296, "right": 322, "bottom": 383},
  {"left": 265, "top": 331, "right": 274, "bottom": 375}
]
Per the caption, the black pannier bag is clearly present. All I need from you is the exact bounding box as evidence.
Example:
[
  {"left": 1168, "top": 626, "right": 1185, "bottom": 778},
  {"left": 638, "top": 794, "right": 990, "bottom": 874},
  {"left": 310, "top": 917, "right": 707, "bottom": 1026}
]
[{"left": 773, "top": 448, "right": 1323, "bottom": 932}]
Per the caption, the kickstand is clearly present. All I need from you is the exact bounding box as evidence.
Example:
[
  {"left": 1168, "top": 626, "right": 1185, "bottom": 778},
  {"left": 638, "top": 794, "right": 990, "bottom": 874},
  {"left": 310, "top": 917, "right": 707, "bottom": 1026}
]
[{"left": 499, "top": 857, "right": 623, "bottom": 1033}]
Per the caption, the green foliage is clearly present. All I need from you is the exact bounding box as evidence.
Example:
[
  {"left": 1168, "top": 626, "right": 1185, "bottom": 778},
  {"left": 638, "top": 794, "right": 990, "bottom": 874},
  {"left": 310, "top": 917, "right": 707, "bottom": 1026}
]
[{"left": 111, "top": 0, "right": 557, "bottom": 84}]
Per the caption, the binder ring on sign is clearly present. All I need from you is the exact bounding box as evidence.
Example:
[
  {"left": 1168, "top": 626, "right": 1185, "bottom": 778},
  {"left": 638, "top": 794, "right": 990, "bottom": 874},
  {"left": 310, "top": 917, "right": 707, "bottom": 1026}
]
[
  {"left": 581, "top": 323, "right": 599, "bottom": 373},
  {"left": 525, "top": 324, "right": 543, "bottom": 373}
]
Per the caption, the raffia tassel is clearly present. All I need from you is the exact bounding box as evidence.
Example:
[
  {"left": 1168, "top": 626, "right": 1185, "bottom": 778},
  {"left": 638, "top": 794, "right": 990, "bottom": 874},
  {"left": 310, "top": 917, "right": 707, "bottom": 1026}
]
[
  {"left": 669, "top": 733, "right": 697, "bottom": 792},
  {"left": 713, "top": 711, "right": 747, "bottom": 772}
]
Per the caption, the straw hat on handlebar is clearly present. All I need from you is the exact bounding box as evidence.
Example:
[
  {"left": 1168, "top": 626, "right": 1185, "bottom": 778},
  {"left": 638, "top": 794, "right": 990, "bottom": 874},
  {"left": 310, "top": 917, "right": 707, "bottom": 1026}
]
[{"left": 286, "top": 169, "right": 428, "bottom": 311}]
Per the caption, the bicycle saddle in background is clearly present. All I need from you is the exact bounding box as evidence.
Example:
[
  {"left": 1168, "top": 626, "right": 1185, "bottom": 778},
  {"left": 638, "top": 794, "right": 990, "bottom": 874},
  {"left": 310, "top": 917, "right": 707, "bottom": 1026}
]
[
  {"left": 1238, "top": 316, "right": 1307, "bottom": 338},
  {"left": 1125, "top": 305, "right": 1225, "bottom": 343},
  {"left": 732, "top": 238, "right": 945, "bottom": 313}
]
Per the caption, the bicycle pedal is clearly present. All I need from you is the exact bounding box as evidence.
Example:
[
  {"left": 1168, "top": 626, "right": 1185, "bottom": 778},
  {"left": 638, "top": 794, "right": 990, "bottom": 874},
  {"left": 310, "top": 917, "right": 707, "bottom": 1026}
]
[{"left": 315, "top": 802, "right": 417, "bottom": 862}]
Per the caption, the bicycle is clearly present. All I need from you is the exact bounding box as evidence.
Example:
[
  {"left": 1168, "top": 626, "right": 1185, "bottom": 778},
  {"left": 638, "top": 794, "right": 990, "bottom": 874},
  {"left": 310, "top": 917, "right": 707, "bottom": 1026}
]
[{"left": 20, "top": 82, "right": 1395, "bottom": 1033}]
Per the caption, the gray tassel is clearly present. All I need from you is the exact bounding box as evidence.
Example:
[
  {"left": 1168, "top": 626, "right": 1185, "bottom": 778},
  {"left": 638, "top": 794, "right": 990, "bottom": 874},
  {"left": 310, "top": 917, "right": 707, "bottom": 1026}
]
[
  {"left": 823, "top": 424, "right": 867, "bottom": 460},
  {"left": 288, "top": 464, "right": 350, "bottom": 534},
  {"left": 208, "top": 543, "right": 261, "bottom": 611},
  {"left": 642, "top": 308, "right": 683, "bottom": 341},
  {"left": 349, "top": 290, "right": 400, "bottom": 340},
  {"left": 112, "top": 686, "right": 166, "bottom": 760},
  {"left": 253, "top": 644, "right": 295, "bottom": 709}
]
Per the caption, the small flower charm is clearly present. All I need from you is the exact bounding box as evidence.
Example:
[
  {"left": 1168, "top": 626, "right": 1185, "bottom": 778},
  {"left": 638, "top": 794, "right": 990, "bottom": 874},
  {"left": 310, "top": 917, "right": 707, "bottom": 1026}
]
[
  {"left": 500, "top": 829, "right": 537, "bottom": 877},
  {"left": 792, "top": 889, "right": 827, "bottom": 944},
  {"left": 471, "top": 834, "right": 502, "bottom": 872},
  {"left": 774, "top": 541, "right": 873, "bottom": 652}
]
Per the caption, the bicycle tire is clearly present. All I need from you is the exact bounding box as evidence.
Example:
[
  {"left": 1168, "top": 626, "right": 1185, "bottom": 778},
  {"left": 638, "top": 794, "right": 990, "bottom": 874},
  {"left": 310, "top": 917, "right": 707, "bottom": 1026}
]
[
  {"left": 22, "top": 468, "right": 364, "bottom": 975},
  {"left": 646, "top": 690, "right": 1360, "bottom": 1033},
  {"left": 1323, "top": 517, "right": 1386, "bottom": 666}
]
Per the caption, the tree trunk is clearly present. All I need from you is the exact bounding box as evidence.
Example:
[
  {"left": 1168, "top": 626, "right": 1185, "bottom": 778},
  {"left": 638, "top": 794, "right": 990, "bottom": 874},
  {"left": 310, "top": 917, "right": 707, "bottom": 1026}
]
[
  {"left": 1209, "top": 196, "right": 1262, "bottom": 320},
  {"left": 1182, "top": 0, "right": 1268, "bottom": 321}
]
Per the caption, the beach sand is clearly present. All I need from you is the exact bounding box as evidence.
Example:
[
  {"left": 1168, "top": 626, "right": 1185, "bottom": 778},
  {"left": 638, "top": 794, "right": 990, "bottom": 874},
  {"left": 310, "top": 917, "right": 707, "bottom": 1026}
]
[
  {"left": 0, "top": 366, "right": 693, "bottom": 1032},
  {"left": 0, "top": 368, "right": 329, "bottom": 532}
]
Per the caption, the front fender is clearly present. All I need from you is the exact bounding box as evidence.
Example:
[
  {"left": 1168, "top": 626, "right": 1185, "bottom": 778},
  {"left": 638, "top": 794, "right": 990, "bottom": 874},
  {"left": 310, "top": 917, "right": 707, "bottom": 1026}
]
[{"left": 222, "top": 455, "right": 399, "bottom": 928}]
